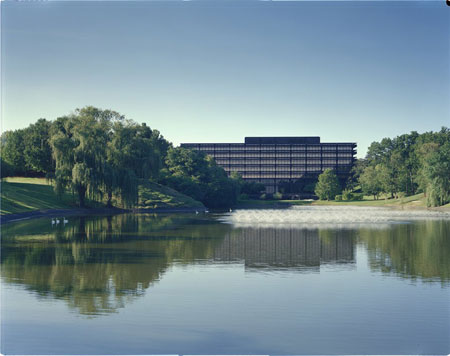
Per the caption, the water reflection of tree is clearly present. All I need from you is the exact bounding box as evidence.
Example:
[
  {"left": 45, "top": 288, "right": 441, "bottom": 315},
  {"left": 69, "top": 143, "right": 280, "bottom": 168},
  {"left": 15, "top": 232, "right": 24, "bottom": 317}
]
[
  {"left": 1, "top": 213, "right": 197, "bottom": 242},
  {"left": 2, "top": 215, "right": 449, "bottom": 316},
  {"left": 358, "top": 220, "right": 450, "bottom": 283},
  {"left": 1, "top": 214, "right": 230, "bottom": 316}
]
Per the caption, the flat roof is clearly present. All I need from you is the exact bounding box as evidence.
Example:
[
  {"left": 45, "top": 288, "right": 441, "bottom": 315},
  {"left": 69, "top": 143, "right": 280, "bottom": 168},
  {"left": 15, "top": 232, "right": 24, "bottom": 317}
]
[
  {"left": 245, "top": 137, "right": 320, "bottom": 144},
  {"left": 181, "top": 137, "right": 356, "bottom": 145}
]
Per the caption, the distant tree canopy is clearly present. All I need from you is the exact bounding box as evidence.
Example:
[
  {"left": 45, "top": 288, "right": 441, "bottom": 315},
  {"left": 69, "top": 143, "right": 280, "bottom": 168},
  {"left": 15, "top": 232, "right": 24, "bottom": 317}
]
[
  {"left": 1, "top": 106, "right": 241, "bottom": 208},
  {"left": 159, "top": 147, "right": 241, "bottom": 208},
  {"left": 315, "top": 169, "right": 341, "bottom": 201},
  {"left": 359, "top": 165, "right": 384, "bottom": 200},
  {"left": 2, "top": 109, "right": 449, "bottom": 207},
  {"left": 346, "top": 158, "right": 368, "bottom": 191},
  {"left": 48, "top": 107, "right": 170, "bottom": 207},
  {"left": 418, "top": 140, "right": 450, "bottom": 207},
  {"left": 354, "top": 127, "right": 450, "bottom": 206},
  {"left": 278, "top": 175, "right": 318, "bottom": 195},
  {"left": 1, "top": 119, "right": 53, "bottom": 177},
  {"left": 240, "top": 181, "right": 266, "bottom": 196}
]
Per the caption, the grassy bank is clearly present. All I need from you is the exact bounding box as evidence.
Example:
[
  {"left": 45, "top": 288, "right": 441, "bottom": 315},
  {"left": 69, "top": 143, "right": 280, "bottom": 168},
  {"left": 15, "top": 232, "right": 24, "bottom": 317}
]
[
  {"left": 236, "top": 193, "right": 448, "bottom": 210},
  {"left": 1, "top": 177, "right": 203, "bottom": 215},
  {"left": 136, "top": 180, "right": 204, "bottom": 210},
  {"left": 1, "top": 177, "right": 78, "bottom": 214},
  {"left": 311, "top": 192, "right": 428, "bottom": 208},
  {"left": 2, "top": 177, "right": 444, "bottom": 216}
]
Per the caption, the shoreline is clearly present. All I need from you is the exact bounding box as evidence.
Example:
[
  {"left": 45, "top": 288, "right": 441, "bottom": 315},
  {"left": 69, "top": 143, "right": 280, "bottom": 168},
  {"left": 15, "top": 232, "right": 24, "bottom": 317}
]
[
  {"left": 0, "top": 207, "right": 129, "bottom": 225},
  {"left": 2, "top": 202, "right": 448, "bottom": 225},
  {"left": 0, "top": 206, "right": 207, "bottom": 225},
  {"left": 235, "top": 199, "right": 450, "bottom": 211}
]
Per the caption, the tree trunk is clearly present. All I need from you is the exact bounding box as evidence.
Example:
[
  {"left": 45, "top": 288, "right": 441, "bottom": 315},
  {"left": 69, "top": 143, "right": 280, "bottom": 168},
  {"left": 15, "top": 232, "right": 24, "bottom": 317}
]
[
  {"left": 78, "top": 186, "right": 86, "bottom": 208},
  {"left": 106, "top": 190, "right": 113, "bottom": 208}
]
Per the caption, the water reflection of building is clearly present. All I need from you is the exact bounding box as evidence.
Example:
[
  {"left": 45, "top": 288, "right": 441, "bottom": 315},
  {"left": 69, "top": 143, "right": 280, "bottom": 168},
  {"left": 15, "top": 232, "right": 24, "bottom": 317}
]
[{"left": 213, "top": 228, "right": 355, "bottom": 270}]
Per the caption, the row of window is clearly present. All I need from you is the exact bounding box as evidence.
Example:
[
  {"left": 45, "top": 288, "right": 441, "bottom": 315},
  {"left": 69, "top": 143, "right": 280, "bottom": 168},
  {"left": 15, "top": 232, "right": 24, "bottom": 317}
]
[
  {"left": 236, "top": 169, "right": 352, "bottom": 178},
  {"left": 224, "top": 165, "right": 350, "bottom": 172},
  {"left": 245, "top": 178, "right": 294, "bottom": 183},
  {"left": 192, "top": 145, "right": 355, "bottom": 151},
  {"left": 244, "top": 178, "right": 352, "bottom": 184},
  {"left": 211, "top": 153, "right": 354, "bottom": 158},
  {"left": 199, "top": 149, "right": 354, "bottom": 154},
  {"left": 237, "top": 173, "right": 349, "bottom": 179},
  {"left": 225, "top": 167, "right": 348, "bottom": 173},
  {"left": 238, "top": 173, "right": 310, "bottom": 178},
  {"left": 216, "top": 160, "right": 353, "bottom": 166}
]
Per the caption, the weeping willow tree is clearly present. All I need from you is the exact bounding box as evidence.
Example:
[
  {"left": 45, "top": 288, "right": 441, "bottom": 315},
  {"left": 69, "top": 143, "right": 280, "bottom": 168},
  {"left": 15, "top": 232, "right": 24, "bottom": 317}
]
[
  {"left": 49, "top": 106, "right": 168, "bottom": 208},
  {"left": 103, "top": 163, "right": 138, "bottom": 208},
  {"left": 50, "top": 107, "right": 123, "bottom": 207},
  {"left": 105, "top": 120, "right": 167, "bottom": 208}
]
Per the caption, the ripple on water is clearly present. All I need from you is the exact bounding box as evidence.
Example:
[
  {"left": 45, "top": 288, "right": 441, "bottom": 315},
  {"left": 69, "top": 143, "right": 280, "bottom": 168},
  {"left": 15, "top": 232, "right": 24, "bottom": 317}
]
[{"left": 220, "top": 206, "right": 450, "bottom": 229}]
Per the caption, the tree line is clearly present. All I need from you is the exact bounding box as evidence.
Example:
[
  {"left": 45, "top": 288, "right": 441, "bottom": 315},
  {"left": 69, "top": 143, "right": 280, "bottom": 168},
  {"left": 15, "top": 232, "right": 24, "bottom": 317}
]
[
  {"left": 0, "top": 106, "right": 252, "bottom": 208},
  {"left": 314, "top": 127, "right": 450, "bottom": 207},
  {"left": 2, "top": 107, "right": 448, "bottom": 207}
]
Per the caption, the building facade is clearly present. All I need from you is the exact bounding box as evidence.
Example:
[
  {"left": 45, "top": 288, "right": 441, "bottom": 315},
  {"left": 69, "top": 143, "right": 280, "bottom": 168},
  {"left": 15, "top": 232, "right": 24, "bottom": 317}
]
[
  {"left": 212, "top": 227, "right": 355, "bottom": 270},
  {"left": 181, "top": 137, "right": 356, "bottom": 194}
]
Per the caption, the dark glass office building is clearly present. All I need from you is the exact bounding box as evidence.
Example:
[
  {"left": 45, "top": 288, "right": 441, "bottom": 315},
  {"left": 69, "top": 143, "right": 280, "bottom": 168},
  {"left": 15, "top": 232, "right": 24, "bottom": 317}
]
[{"left": 181, "top": 137, "right": 356, "bottom": 194}]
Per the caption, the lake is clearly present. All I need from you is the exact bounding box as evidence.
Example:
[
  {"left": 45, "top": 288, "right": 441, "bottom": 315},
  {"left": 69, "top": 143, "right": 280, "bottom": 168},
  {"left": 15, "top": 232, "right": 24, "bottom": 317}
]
[{"left": 1, "top": 206, "right": 449, "bottom": 355}]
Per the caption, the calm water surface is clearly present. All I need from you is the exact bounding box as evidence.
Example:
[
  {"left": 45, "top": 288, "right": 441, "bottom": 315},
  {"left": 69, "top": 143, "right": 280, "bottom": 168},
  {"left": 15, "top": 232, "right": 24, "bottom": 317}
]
[{"left": 1, "top": 207, "right": 449, "bottom": 355}]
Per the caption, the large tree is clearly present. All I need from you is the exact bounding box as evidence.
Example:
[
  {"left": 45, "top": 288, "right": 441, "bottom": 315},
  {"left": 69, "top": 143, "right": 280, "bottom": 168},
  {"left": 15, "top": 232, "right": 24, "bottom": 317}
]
[
  {"left": 161, "top": 147, "right": 241, "bottom": 208},
  {"left": 315, "top": 169, "right": 341, "bottom": 201},
  {"left": 23, "top": 119, "right": 53, "bottom": 175},
  {"left": 49, "top": 106, "right": 170, "bottom": 208},
  {"left": 1, "top": 129, "right": 27, "bottom": 175},
  {"left": 346, "top": 158, "right": 368, "bottom": 191},
  {"left": 359, "top": 165, "right": 384, "bottom": 200},
  {"left": 105, "top": 121, "right": 168, "bottom": 207},
  {"left": 50, "top": 107, "right": 122, "bottom": 207},
  {"left": 418, "top": 141, "right": 450, "bottom": 207},
  {"left": 359, "top": 127, "right": 449, "bottom": 205},
  {"left": 2, "top": 119, "right": 53, "bottom": 177}
]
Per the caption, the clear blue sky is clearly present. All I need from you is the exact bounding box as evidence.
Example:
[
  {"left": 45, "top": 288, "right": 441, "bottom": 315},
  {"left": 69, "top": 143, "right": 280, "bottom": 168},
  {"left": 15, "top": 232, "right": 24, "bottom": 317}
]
[{"left": 1, "top": 1, "right": 449, "bottom": 157}]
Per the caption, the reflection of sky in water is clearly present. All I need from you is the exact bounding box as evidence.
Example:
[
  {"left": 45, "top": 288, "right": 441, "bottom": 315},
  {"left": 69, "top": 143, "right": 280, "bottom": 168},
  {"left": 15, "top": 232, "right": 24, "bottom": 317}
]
[
  {"left": 221, "top": 206, "right": 450, "bottom": 229},
  {"left": 1, "top": 213, "right": 449, "bottom": 355}
]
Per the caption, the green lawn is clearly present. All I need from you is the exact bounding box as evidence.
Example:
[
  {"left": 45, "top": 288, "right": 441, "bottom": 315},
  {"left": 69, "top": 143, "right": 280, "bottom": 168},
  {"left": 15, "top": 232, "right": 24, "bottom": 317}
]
[
  {"left": 1, "top": 177, "right": 204, "bottom": 215},
  {"left": 1, "top": 177, "right": 78, "bottom": 214},
  {"left": 137, "top": 180, "right": 204, "bottom": 209},
  {"left": 2, "top": 177, "right": 440, "bottom": 215},
  {"left": 311, "top": 193, "right": 427, "bottom": 207},
  {"left": 237, "top": 193, "right": 431, "bottom": 209}
]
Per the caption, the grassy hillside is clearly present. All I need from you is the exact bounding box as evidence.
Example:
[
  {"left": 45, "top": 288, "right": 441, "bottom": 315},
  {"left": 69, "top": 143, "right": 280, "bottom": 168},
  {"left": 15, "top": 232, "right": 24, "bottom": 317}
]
[
  {"left": 311, "top": 193, "right": 428, "bottom": 208},
  {"left": 137, "top": 180, "right": 204, "bottom": 209},
  {"left": 1, "top": 177, "right": 203, "bottom": 215},
  {"left": 1, "top": 177, "right": 78, "bottom": 214},
  {"left": 237, "top": 193, "right": 436, "bottom": 209}
]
